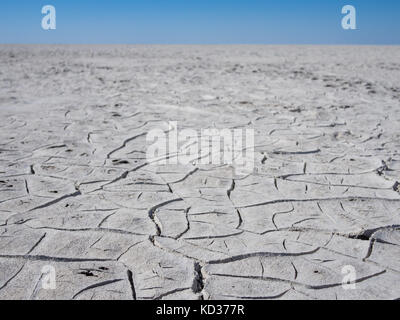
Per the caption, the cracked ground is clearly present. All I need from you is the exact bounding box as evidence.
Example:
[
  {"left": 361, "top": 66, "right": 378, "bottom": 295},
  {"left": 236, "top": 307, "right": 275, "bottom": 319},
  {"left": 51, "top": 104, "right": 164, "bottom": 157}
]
[{"left": 0, "top": 45, "right": 400, "bottom": 300}]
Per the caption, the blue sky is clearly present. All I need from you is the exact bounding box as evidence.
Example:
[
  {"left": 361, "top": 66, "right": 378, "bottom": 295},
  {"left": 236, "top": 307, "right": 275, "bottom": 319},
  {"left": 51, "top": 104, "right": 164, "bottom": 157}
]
[{"left": 0, "top": 0, "right": 399, "bottom": 44}]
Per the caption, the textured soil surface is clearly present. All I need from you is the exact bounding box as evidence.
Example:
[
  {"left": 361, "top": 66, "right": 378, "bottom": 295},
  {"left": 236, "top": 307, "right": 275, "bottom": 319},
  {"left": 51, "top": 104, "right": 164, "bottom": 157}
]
[{"left": 0, "top": 45, "right": 400, "bottom": 299}]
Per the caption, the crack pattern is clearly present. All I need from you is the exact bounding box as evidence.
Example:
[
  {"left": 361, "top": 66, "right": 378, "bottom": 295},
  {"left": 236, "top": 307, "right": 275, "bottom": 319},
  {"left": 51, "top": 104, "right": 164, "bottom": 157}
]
[{"left": 0, "top": 45, "right": 400, "bottom": 300}]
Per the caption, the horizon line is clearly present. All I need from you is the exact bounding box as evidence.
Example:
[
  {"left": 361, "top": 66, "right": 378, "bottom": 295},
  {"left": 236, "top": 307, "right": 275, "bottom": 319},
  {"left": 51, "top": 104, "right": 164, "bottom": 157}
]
[{"left": 1, "top": 43, "right": 400, "bottom": 46}]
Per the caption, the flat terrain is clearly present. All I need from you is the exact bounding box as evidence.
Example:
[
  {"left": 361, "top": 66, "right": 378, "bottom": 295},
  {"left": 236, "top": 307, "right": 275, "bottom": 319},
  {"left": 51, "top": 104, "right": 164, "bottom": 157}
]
[{"left": 0, "top": 45, "right": 400, "bottom": 299}]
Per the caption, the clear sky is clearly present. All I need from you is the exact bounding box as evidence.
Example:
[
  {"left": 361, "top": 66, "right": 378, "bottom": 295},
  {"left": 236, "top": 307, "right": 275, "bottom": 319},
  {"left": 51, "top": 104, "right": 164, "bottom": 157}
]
[{"left": 0, "top": 0, "right": 399, "bottom": 44}]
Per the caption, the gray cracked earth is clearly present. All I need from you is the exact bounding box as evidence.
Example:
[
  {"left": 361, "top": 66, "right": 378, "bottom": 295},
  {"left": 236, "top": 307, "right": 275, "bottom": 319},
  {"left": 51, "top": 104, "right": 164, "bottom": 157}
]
[{"left": 0, "top": 45, "right": 400, "bottom": 300}]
